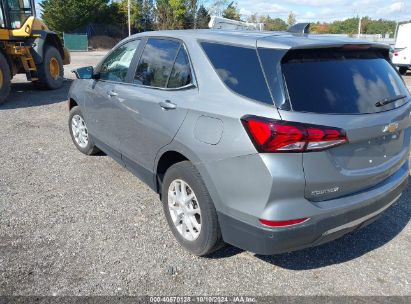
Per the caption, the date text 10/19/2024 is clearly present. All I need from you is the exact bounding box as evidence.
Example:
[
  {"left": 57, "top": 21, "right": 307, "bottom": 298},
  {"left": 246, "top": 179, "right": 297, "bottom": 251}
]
[{"left": 149, "top": 296, "right": 257, "bottom": 303}]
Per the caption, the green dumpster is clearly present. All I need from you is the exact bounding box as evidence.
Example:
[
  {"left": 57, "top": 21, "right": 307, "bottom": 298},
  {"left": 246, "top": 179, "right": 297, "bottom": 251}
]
[{"left": 64, "top": 33, "right": 88, "bottom": 51}]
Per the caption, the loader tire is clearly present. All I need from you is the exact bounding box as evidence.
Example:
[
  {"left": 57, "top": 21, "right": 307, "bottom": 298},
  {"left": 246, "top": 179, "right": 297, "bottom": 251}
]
[
  {"left": 34, "top": 46, "right": 64, "bottom": 90},
  {"left": 0, "top": 52, "right": 11, "bottom": 106}
]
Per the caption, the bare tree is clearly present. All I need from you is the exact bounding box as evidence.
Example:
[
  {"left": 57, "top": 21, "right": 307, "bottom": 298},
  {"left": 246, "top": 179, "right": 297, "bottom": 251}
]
[{"left": 287, "top": 11, "right": 296, "bottom": 26}]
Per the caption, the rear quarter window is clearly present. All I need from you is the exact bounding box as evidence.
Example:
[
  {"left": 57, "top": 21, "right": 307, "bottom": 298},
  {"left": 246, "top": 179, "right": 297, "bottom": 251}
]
[{"left": 200, "top": 42, "right": 273, "bottom": 105}]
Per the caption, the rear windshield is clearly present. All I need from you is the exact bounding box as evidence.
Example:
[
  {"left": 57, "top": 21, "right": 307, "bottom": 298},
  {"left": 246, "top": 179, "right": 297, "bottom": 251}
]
[{"left": 280, "top": 48, "right": 409, "bottom": 114}]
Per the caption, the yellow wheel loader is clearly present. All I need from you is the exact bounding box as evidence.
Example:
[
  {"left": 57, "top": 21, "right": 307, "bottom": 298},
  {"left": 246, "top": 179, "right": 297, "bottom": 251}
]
[{"left": 0, "top": 0, "right": 70, "bottom": 105}]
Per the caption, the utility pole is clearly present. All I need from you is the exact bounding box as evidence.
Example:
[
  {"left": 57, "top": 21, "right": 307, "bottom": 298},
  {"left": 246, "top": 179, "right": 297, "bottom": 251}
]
[
  {"left": 394, "top": 20, "right": 399, "bottom": 41},
  {"left": 358, "top": 16, "right": 361, "bottom": 38},
  {"left": 128, "top": 0, "right": 131, "bottom": 36}
]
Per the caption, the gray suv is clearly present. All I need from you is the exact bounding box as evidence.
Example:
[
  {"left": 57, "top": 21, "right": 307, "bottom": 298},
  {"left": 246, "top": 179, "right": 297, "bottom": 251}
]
[{"left": 68, "top": 30, "right": 411, "bottom": 256}]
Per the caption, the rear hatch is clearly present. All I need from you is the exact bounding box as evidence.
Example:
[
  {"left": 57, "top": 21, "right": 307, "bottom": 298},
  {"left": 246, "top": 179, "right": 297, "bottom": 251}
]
[{"left": 259, "top": 44, "right": 411, "bottom": 201}]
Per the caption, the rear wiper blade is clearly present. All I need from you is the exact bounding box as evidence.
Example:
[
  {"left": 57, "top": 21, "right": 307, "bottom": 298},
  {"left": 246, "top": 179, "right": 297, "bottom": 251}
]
[{"left": 375, "top": 95, "right": 407, "bottom": 107}]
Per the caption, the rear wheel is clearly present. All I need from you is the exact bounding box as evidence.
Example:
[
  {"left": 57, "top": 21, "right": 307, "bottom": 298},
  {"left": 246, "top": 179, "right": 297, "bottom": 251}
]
[
  {"left": 162, "top": 161, "right": 224, "bottom": 256},
  {"left": 0, "top": 52, "right": 11, "bottom": 105},
  {"left": 399, "top": 66, "right": 408, "bottom": 75},
  {"left": 34, "top": 46, "right": 64, "bottom": 90}
]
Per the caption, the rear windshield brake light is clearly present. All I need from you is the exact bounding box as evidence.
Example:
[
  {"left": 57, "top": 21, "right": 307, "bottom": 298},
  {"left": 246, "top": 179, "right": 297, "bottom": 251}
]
[
  {"left": 242, "top": 116, "right": 347, "bottom": 153},
  {"left": 342, "top": 44, "right": 371, "bottom": 50}
]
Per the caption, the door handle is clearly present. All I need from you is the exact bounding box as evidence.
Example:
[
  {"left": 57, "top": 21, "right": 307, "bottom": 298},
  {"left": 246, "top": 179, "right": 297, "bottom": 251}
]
[
  {"left": 159, "top": 100, "right": 177, "bottom": 110},
  {"left": 107, "top": 90, "right": 118, "bottom": 97}
]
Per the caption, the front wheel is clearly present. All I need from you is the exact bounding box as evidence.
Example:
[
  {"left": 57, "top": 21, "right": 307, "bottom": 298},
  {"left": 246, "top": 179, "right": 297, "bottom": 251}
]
[
  {"left": 34, "top": 46, "right": 64, "bottom": 90},
  {"left": 162, "top": 161, "right": 224, "bottom": 256},
  {"left": 69, "top": 106, "right": 100, "bottom": 155},
  {"left": 399, "top": 66, "right": 408, "bottom": 75}
]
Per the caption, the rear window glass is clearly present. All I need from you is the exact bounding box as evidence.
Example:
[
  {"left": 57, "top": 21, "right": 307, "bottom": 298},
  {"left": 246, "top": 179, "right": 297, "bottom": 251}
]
[
  {"left": 281, "top": 48, "right": 409, "bottom": 114},
  {"left": 134, "top": 38, "right": 180, "bottom": 88},
  {"left": 201, "top": 42, "right": 273, "bottom": 105}
]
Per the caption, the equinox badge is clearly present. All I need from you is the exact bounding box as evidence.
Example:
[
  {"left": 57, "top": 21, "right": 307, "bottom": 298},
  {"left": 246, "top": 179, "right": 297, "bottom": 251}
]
[{"left": 311, "top": 187, "right": 340, "bottom": 196}]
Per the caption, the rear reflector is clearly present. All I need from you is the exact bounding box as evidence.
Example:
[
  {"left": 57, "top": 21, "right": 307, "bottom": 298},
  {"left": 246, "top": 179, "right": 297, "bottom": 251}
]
[
  {"left": 242, "top": 115, "right": 347, "bottom": 153},
  {"left": 259, "top": 218, "right": 309, "bottom": 227}
]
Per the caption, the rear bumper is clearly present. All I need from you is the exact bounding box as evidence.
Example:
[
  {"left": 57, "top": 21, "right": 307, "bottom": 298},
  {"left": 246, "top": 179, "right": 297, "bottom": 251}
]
[{"left": 218, "top": 171, "right": 408, "bottom": 255}]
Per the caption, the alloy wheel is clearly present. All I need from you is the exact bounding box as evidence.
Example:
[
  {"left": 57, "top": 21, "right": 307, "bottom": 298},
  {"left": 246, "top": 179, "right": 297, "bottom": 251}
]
[
  {"left": 168, "top": 179, "right": 202, "bottom": 241},
  {"left": 71, "top": 114, "right": 89, "bottom": 148}
]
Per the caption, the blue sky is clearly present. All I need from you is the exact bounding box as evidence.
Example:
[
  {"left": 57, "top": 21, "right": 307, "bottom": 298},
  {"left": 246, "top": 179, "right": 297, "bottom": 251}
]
[
  {"left": 35, "top": 0, "right": 411, "bottom": 22},
  {"left": 235, "top": 0, "right": 410, "bottom": 22}
]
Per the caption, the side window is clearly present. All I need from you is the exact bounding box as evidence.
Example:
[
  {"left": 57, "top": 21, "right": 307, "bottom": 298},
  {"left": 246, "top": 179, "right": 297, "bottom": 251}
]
[
  {"left": 100, "top": 39, "right": 140, "bottom": 83},
  {"left": 201, "top": 42, "right": 273, "bottom": 105},
  {"left": 7, "top": 0, "right": 32, "bottom": 29},
  {"left": 134, "top": 38, "right": 180, "bottom": 88},
  {"left": 167, "top": 48, "right": 192, "bottom": 88}
]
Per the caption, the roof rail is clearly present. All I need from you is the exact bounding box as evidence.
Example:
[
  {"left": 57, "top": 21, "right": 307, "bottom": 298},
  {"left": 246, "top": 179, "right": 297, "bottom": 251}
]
[{"left": 287, "top": 23, "right": 310, "bottom": 34}]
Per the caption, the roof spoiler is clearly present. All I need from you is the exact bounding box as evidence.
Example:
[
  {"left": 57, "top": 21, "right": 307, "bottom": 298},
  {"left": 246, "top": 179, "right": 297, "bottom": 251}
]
[{"left": 287, "top": 23, "right": 310, "bottom": 34}]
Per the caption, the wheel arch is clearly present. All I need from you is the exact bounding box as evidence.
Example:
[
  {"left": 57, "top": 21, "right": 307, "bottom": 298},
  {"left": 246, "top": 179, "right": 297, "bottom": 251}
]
[
  {"left": 30, "top": 31, "right": 65, "bottom": 65},
  {"left": 68, "top": 98, "right": 78, "bottom": 111},
  {"left": 155, "top": 150, "right": 189, "bottom": 194},
  {"left": 154, "top": 145, "right": 224, "bottom": 214}
]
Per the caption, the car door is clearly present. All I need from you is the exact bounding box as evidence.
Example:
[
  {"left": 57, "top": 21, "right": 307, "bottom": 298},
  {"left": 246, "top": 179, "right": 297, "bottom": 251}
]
[
  {"left": 84, "top": 39, "right": 141, "bottom": 156},
  {"left": 114, "top": 38, "right": 195, "bottom": 180}
]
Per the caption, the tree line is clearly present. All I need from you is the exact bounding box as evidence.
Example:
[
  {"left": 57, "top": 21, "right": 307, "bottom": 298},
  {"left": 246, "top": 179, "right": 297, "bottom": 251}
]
[
  {"left": 310, "top": 17, "right": 402, "bottom": 36},
  {"left": 39, "top": 0, "right": 213, "bottom": 34},
  {"left": 39, "top": 0, "right": 406, "bottom": 37}
]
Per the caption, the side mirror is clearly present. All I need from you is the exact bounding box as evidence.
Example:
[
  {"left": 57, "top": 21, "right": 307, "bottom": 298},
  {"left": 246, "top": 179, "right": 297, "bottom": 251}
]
[{"left": 72, "top": 66, "right": 96, "bottom": 80}]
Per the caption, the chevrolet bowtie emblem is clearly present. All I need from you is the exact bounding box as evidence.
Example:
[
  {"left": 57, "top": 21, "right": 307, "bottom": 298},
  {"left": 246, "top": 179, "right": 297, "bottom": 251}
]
[{"left": 383, "top": 122, "right": 399, "bottom": 133}]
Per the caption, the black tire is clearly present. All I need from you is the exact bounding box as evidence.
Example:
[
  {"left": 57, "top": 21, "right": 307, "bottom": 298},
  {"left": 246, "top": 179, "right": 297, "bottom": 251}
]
[
  {"left": 34, "top": 46, "right": 64, "bottom": 90},
  {"left": 68, "top": 106, "right": 100, "bottom": 155},
  {"left": 399, "top": 67, "right": 408, "bottom": 75},
  {"left": 162, "top": 161, "right": 224, "bottom": 256},
  {"left": 0, "top": 52, "right": 11, "bottom": 105}
]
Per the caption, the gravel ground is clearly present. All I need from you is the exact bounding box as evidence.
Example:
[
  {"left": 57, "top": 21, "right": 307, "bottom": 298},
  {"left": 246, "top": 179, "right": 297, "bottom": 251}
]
[{"left": 0, "top": 52, "right": 410, "bottom": 297}]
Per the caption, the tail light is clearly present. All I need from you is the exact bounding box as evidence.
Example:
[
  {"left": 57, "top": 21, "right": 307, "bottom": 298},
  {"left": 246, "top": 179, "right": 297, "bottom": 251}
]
[
  {"left": 242, "top": 115, "right": 347, "bottom": 153},
  {"left": 394, "top": 52, "right": 399, "bottom": 56}
]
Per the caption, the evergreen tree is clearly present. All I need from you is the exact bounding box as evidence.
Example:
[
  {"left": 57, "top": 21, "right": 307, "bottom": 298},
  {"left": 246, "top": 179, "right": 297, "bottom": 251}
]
[
  {"left": 40, "top": 0, "right": 109, "bottom": 33},
  {"left": 222, "top": 1, "right": 240, "bottom": 21},
  {"left": 184, "top": 0, "right": 198, "bottom": 29},
  {"left": 156, "top": 0, "right": 186, "bottom": 30},
  {"left": 196, "top": 4, "right": 211, "bottom": 29},
  {"left": 258, "top": 15, "right": 288, "bottom": 31},
  {"left": 137, "top": 0, "right": 155, "bottom": 31}
]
